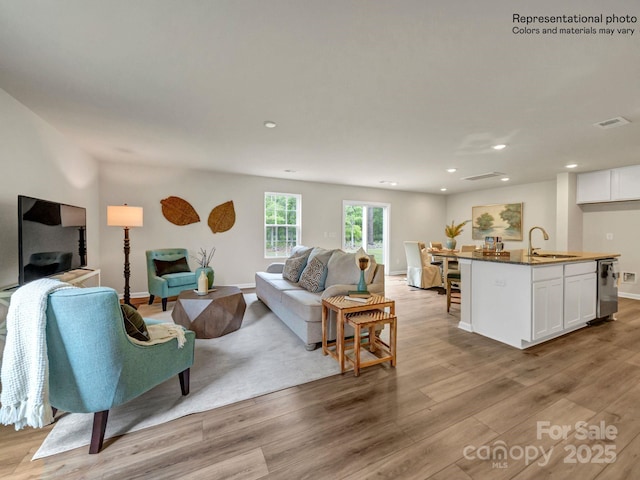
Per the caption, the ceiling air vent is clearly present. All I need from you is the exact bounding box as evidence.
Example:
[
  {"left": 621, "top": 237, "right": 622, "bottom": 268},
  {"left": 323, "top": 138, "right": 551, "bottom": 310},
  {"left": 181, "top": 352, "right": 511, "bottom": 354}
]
[
  {"left": 594, "top": 117, "right": 630, "bottom": 129},
  {"left": 462, "top": 172, "right": 506, "bottom": 181}
]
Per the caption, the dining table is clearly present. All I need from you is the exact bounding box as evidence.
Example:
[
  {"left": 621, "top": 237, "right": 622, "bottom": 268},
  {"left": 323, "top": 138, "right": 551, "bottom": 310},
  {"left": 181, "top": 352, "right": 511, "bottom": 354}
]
[{"left": 427, "top": 248, "right": 462, "bottom": 291}]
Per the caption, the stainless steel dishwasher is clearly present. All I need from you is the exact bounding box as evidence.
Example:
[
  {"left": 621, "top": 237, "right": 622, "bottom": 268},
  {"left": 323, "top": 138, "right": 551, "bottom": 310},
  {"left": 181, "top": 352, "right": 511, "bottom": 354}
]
[{"left": 596, "top": 258, "right": 619, "bottom": 320}]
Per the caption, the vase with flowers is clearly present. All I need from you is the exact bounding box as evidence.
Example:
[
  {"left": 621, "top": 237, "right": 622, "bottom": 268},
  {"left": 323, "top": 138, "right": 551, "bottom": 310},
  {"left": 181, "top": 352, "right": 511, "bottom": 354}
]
[
  {"left": 444, "top": 220, "right": 469, "bottom": 250},
  {"left": 192, "top": 247, "right": 216, "bottom": 288}
]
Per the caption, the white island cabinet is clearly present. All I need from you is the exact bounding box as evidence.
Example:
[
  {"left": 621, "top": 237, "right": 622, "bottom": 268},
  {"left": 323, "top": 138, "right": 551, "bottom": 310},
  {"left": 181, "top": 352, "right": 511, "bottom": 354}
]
[
  {"left": 532, "top": 265, "right": 564, "bottom": 340},
  {"left": 454, "top": 252, "right": 612, "bottom": 349},
  {"left": 563, "top": 262, "right": 597, "bottom": 328}
]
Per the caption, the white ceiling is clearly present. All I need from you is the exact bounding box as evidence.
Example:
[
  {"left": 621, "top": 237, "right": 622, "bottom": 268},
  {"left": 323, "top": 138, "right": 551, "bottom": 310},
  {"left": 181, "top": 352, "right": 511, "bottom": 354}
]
[{"left": 1, "top": 0, "right": 639, "bottom": 194}]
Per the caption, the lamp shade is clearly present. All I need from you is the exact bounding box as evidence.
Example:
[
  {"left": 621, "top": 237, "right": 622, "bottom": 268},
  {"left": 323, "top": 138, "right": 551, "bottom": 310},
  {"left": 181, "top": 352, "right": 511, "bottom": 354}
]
[{"left": 107, "top": 205, "right": 143, "bottom": 228}]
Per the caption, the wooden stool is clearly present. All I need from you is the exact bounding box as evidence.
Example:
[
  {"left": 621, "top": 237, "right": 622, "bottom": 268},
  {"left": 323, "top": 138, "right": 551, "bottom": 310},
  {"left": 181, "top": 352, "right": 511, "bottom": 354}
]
[
  {"left": 446, "top": 271, "right": 461, "bottom": 312},
  {"left": 344, "top": 310, "right": 397, "bottom": 376}
]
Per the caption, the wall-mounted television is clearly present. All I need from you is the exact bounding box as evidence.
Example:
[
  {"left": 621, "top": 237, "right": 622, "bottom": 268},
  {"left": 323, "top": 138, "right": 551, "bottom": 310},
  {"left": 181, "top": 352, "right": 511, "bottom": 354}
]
[{"left": 18, "top": 195, "right": 87, "bottom": 285}]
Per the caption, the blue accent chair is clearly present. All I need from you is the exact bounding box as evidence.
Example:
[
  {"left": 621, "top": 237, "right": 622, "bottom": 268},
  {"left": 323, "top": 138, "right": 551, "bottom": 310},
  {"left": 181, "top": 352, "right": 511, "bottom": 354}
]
[
  {"left": 146, "top": 248, "right": 198, "bottom": 311},
  {"left": 46, "top": 287, "right": 195, "bottom": 453}
]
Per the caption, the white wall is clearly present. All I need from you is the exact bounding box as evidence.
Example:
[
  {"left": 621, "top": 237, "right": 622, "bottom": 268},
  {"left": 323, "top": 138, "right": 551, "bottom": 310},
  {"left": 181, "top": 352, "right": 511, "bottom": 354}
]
[
  {"left": 556, "top": 172, "right": 583, "bottom": 251},
  {"left": 0, "top": 89, "right": 100, "bottom": 288},
  {"left": 582, "top": 201, "right": 640, "bottom": 298},
  {"left": 98, "top": 161, "right": 446, "bottom": 295},
  {"left": 445, "top": 181, "right": 557, "bottom": 251}
]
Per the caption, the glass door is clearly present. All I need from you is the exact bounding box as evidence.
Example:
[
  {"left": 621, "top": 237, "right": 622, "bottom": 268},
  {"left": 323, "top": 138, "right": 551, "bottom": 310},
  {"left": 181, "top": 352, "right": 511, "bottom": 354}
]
[{"left": 342, "top": 201, "right": 389, "bottom": 266}]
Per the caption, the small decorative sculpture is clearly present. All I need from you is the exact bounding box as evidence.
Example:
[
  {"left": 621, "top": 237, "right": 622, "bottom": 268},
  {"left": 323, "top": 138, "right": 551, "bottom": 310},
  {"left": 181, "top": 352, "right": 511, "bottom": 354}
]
[{"left": 355, "top": 255, "right": 370, "bottom": 293}]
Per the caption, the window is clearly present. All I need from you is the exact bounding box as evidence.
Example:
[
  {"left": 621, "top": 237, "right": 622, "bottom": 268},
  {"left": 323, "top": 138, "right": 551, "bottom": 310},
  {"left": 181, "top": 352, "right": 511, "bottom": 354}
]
[{"left": 264, "top": 192, "right": 301, "bottom": 257}]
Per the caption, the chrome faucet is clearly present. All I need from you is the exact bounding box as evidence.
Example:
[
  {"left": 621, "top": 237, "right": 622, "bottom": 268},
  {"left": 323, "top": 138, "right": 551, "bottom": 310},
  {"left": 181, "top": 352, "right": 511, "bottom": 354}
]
[{"left": 528, "top": 226, "right": 549, "bottom": 256}]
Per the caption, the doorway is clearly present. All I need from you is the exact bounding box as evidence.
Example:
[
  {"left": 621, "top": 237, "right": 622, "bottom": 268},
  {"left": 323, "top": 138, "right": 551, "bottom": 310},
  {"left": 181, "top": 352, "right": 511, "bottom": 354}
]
[{"left": 342, "top": 201, "right": 390, "bottom": 266}]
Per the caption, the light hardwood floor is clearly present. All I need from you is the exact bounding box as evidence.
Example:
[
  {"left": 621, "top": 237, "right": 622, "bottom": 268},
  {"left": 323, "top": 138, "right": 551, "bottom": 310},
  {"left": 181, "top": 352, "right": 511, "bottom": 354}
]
[{"left": 3, "top": 275, "right": 640, "bottom": 479}]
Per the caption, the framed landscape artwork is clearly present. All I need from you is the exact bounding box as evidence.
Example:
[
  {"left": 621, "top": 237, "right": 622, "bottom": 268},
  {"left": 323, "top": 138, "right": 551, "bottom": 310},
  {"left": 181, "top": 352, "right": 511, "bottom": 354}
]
[{"left": 472, "top": 203, "right": 523, "bottom": 241}]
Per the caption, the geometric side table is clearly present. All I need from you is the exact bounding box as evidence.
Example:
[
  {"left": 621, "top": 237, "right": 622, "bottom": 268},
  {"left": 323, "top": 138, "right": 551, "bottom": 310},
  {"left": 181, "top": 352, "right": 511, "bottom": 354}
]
[{"left": 171, "top": 286, "right": 246, "bottom": 338}]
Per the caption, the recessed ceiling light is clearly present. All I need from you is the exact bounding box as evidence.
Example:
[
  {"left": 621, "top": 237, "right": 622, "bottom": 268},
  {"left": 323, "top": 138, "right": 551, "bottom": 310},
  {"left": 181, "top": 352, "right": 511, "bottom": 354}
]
[
  {"left": 379, "top": 180, "right": 398, "bottom": 186},
  {"left": 264, "top": 121, "right": 277, "bottom": 128},
  {"left": 565, "top": 163, "right": 578, "bottom": 169},
  {"left": 446, "top": 168, "right": 457, "bottom": 173},
  {"left": 500, "top": 177, "right": 510, "bottom": 182},
  {"left": 284, "top": 169, "right": 296, "bottom": 173},
  {"left": 440, "top": 187, "right": 447, "bottom": 192},
  {"left": 492, "top": 144, "right": 507, "bottom": 150}
]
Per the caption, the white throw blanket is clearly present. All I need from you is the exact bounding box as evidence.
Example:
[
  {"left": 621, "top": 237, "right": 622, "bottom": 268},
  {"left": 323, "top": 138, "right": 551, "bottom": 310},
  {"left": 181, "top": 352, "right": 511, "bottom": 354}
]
[
  {"left": 128, "top": 323, "right": 187, "bottom": 348},
  {"left": 0, "top": 278, "right": 75, "bottom": 430}
]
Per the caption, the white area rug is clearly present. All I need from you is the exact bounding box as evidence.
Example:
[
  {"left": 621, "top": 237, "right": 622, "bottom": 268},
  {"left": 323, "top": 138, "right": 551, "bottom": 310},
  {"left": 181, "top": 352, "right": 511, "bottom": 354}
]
[{"left": 34, "top": 293, "right": 340, "bottom": 459}]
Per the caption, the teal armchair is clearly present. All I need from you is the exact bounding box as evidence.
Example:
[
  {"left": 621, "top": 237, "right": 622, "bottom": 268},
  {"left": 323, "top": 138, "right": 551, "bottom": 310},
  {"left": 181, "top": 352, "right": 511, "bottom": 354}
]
[
  {"left": 46, "top": 287, "right": 195, "bottom": 453},
  {"left": 146, "top": 248, "right": 198, "bottom": 311}
]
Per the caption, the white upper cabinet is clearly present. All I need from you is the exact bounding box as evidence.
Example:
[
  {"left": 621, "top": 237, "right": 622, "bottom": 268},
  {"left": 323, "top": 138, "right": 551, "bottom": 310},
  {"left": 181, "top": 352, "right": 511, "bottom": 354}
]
[
  {"left": 576, "top": 170, "right": 611, "bottom": 204},
  {"left": 611, "top": 165, "right": 640, "bottom": 201},
  {"left": 577, "top": 165, "right": 640, "bottom": 204}
]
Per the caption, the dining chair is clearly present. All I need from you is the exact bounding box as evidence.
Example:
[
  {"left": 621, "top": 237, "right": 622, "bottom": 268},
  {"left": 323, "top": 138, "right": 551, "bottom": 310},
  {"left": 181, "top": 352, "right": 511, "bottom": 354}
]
[
  {"left": 403, "top": 241, "right": 442, "bottom": 289},
  {"left": 447, "top": 245, "right": 476, "bottom": 273},
  {"left": 446, "top": 245, "right": 475, "bottom": 312},
  {"left": 426, "top": 242, "right": 444, "bottom": 269}
]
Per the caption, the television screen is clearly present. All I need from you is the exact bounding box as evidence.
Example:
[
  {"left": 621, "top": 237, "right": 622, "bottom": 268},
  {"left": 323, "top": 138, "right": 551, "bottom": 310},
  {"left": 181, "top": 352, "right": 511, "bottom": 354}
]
[{"left": 18, "top": 195, "right": 87, "bottom": 285}]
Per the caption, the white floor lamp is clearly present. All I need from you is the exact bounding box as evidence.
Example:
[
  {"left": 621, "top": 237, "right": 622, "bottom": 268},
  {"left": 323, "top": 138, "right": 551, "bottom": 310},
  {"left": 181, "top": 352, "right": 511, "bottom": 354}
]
[{"left": 107, "top": 204, "right": 143, "bottom": 306}]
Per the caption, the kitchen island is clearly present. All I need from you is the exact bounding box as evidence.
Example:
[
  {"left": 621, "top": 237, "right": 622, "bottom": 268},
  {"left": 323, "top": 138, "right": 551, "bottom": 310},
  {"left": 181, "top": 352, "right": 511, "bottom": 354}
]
[{"left": 447, "top": 249, "right": 620, "bottom": 349}]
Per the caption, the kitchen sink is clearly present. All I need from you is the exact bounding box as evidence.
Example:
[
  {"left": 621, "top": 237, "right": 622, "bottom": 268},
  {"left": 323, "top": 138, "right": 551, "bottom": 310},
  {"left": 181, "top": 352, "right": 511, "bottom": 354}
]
[{"left": 533, "top": 254, "right": 578, "bottom": 259}]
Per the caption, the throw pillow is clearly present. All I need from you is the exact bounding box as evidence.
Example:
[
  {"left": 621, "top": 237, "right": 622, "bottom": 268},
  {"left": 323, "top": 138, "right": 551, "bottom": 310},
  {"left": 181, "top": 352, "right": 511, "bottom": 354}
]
[
  {"left": 324, "top": 248, "right": 377, "bottom": 287},
  {"left": 282, "top": 248, "right": 312, "bottom": 282},
  {"left": 307, "top": 247, "right": 333, "bottom": 264},
  {"left": 121, "top": 304, "right": 150, "bottom": 341},
  {"left": 324, "top": 250, "right": 361, "bottom": 287},
  {"left": 153, "top": 257, "right": 190, "bottom": 277},
  {"left": 298, "top": 251, "right": 333, "bottom": 292}
]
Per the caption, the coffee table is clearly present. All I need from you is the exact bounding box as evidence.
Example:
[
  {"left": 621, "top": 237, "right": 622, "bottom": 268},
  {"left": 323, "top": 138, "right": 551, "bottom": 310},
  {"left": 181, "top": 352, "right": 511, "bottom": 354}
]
[{"left": 171, "top": 286, "right": 246, "bottom": 338}]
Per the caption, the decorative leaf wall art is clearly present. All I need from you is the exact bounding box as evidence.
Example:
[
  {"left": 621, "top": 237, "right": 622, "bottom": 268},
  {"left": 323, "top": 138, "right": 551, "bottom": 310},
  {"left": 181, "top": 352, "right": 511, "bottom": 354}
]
[
  {"left": 208, "top": 200, "right": 235, "bottom": 234},
  {"left": 160, "top": 196, "right": 201, "bottom": 225}
]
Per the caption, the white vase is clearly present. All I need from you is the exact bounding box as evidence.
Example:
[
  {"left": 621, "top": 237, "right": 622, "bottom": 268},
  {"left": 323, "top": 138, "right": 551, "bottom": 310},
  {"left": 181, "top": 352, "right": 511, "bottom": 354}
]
[{"left": 197, "top": 270, "right": 208, "bottom": 295}]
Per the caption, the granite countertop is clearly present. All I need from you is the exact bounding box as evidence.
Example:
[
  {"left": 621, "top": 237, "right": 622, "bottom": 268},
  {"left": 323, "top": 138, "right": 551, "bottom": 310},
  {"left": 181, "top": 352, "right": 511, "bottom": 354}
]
[
  {"left": 430, "top": 249, "right": 619, "bottom": 266},
  {"left": 465, "top": 249, "right": 619, "bottom": 265}
]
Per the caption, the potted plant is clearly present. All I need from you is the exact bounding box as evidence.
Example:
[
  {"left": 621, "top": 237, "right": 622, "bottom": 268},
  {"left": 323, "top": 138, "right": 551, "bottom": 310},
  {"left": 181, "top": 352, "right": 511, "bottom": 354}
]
[
  {"left": 192, "top": 247, "right": 216, "bottom": 288},
  {"left": 444, "top": 220, "right": 469, "bottom": 250}
]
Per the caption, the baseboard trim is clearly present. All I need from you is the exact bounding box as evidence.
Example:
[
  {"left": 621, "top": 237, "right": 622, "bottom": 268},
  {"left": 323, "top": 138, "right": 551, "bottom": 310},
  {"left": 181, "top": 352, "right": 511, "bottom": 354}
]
[
  {"left": 619, "top": 292, "right": 640, "bottom": 301},
  {"left": 388, "top": 270, "right": 406, "bottom": 276}
]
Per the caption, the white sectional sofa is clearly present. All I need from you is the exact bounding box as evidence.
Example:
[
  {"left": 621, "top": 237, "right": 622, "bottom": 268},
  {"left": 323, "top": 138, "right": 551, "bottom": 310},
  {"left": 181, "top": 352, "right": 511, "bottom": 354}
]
[{"left": 255, "top": 246, "right": 385, "bottom": 350}]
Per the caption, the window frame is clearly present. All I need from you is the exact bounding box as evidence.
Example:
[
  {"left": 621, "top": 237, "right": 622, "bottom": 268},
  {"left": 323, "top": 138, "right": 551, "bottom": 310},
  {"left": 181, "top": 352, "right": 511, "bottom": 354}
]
[{"left": 264, "top": 192, "right": 302, "bottom": 258}]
